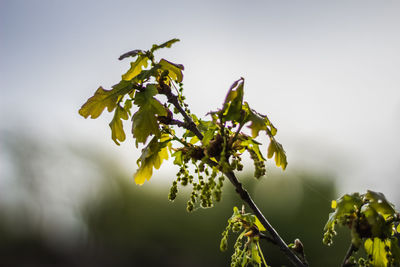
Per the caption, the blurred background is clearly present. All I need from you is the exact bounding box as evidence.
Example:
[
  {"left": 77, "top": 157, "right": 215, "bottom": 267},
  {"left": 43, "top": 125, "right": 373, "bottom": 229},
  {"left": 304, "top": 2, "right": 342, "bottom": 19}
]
[{"left": 1, "top": 0, "right": 399, "bottom": 266}]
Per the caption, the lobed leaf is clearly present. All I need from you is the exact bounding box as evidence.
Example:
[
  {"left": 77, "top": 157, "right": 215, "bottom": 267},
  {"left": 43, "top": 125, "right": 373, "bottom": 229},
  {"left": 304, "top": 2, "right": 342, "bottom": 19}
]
[
  {"left": 131, "top": 84, "right": 167, "bottom": 144},
  {"left": 134, "top": 136, "right": 170, "bottom": 185},
  {"left": 222, "top": 78, "right": 244, "bottom": 122},
  {"left": 79, "top": 80, "right": 134, "bottom": 119},
  {"left": 109, "top": 105, "right": 129, "bottom": 145},
  {"left": 363, "top": 190, "right": 396, "bottom": 220},
  {"left": 364, "top": 238, "right": 389, "bottom": 267},
  {"left": 122, "top": 55, "right": 149, "bottom": 81},
  {"left": 244, "top": 102, "right": 277, "bottom": 138},
  {"left": 361, "top": 203, "right": 389, "bottom": 238},
  {"left": 323, "top": 193, "right": 363, "bottom": 241},
  {"left": 267, "top": 139, "right": 287, "bottom": 170},
  {"left": 150, "top": 38, "right": 180, "bottom": 52},
  {"left": 159, "top": 58, "right": 184, "bottom": 83},
  {"left": 240, "top": 138, "right": 266, "bottom": 162}
]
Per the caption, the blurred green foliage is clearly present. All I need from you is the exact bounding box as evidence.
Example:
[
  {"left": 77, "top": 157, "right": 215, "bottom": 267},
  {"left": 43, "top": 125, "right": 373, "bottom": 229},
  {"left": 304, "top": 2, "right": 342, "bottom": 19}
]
[{"left": 0, "top": 131, "right": 351, "bottom": 266}]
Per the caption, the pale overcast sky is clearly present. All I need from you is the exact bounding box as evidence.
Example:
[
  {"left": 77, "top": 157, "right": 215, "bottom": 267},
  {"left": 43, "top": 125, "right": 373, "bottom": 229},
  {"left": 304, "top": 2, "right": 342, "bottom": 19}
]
[{"left": 1, "top": 0, "right": 400, "bottom": 203}]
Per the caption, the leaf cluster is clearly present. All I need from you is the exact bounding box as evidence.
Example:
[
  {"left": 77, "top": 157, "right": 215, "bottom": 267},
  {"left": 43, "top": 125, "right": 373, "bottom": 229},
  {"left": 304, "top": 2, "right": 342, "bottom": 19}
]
[
  {"left": 323, "top": 190, "right": 400, "bottom": 267},
  {"left": 79, "top": 39, "right": 288, "bottom": 197},
  {"left": 220, "top": 206, "right": 269, "bottom": 267}
]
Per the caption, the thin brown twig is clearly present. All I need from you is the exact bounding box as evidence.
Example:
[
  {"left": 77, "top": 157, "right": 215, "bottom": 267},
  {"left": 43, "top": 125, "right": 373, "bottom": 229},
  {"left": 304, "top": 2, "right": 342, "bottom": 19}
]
[{"left": 342, "top": 243, "right": 357, "bottom": 267}]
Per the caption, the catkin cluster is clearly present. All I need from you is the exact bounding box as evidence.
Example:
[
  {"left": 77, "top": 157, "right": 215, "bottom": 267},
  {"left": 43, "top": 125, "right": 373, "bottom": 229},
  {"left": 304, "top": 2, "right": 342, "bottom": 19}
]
[{"left": 168, "top": 156, "right": 226, "bottom": 212}]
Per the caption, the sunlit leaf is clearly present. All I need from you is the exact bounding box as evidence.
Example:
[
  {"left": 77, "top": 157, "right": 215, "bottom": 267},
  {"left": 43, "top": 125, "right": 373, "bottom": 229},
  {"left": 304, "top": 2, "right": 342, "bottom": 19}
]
[
  {"left": 79, "top": 80, "right": 134, "bottom": 119},
  {"left": 363, "top": 190, "right": 396, "bottom": 220},
  {"left": 109, "top": 105, "right": 129, "bottom": 145},
  {"left": 361, "top": 203, "right": 388, "bottom": 238},
  {"left": 123, "top": 98, "right": 133, "bottom": 116},
  {"left": 190, "top": 136, "right": 200, "bottom": 144},
  {"left": 134, "top": 159, "right": 153, "bottom": 185},
  {"left": 222, "top": 78, "right": 244, "bottom": 122},
  {"left": 244, "top": 102, "right": 277, "bottom": 138},
  {"left": 131, "top": 84, "right": 167, "bottom": 144},
  {"left": 254, "top": 217, "right": 266, "bottom": 232},
  {"left": 134, "top": 136, "right": 169, "bottom": 185},
  {"left": 159, "top": 58, "right": 184, "bottom": 83},
  {"left": 151, "top": 38, "right": 180, "bottom": 52},
  {"left": 135, "top": 65, "right": 161, "bottom": 82},
  {"left": 173, "top": 150, "right": 183, "bottom": 165},
  {"left": 364, "top": 238, "right": 389, "bottom": 267},
  {"left": 122, "top": 55, "right": 149, "bottom": 81},
  {"left": 324, "top": 193, "right": 363, "bottom": 233},
  {"left": 197, "top": 120, "right": 218, "bottom": 146},
  {"left": 267, "top": 139, "right": 287, "bottom": 170}
]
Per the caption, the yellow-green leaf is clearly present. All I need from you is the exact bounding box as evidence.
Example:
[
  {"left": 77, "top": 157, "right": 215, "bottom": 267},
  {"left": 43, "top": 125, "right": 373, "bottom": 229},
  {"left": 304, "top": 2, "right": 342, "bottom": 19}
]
[
  {"left": 190, "top": 136, "right": 200, "bottom": 145},
  {"left": 223, "top": 78, "right": 244, "bottom": 122},
  {"left": 159, "top": 58, "right": 184, "bottom": 83},
  {"left": 151, "top": 38, "right": 180, "bottom": 52},
  {"left": 244, "top": 102, "right": 277, "bottom": 138},
  {"left": 79, "top": 80, "right": 133, "bottom": 119},
  {"left": 364, "top": 190, "right": 396, "bottom": 220},
  {"left": 131, "top": 84, "right": 167, "bottom": 144},
  {"left": 364, "top": 238, "right": 389, "bottom": 267},
  {"left": 122, "top": 55, "right": 149, "bottom": 81},
  {"left": 134, "top": 160, "right": 153, "bottom": 185},
  {"left": 267, "top": 139, "right": 287, "bottom": 170},
  {"left": 254, "top": 217, "right": 266, "bottom": 232},
  {"left": 134, "top": 137, "right": 169, "bottom": 185},
  {"left": 109, "top": 105, "right": 129, "bottom": 145}
]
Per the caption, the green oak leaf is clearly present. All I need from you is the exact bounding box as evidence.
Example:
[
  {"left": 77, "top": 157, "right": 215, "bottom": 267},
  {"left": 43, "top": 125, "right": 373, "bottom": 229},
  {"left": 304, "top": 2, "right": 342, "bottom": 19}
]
[
  {"left": 134, "top": 136, "right": 169, "bottom": 185},
  {"left": 240, "top": 137, "right": 266, "bottom": 161},
  {"left": 135, "top": 65, "right": 161, "bottom": 82},
  {"left": 267, "top": 138, "right": 287, "bottom": 170},
  {"left": 254, "top": 217, "right": 266, "bottom": 232},
  {"left": 150, "top": 38, "right": 180, "bottom": 52},
  {"left": 197, "top": 120, "right": 218, "bottom": 146},
  {"left": 131, "top": 84, "right": 167, "bottom": 144},
  {"left": 222, "top": 78, "right": 244, "bottom": 122},
  {"left": 363, "top": 190, "right": 396, "bottom": 220},
  {"left": 159, "top": 58, "right": 184, "bottom": 83},
  {"left": 173, "top": 150, "right": 183, "bottom": 165},
  {"left": 109, "top": 105, "right": 129, "bottom": 145},
  {"left": 324, "top": 193, "right": 362, "bottom": 231},
  {"left": 364, "top": 238, "right": 389, "bottom": 267},
  {"left": 123, "top": 99, "right": 133, "bottom": 116},
  {"left": 79, "top": 80, "right": 134, "bottom": 119},
  {"left": 361, "top": 203, "right": 389, "bottom": 238},
  {"left": 244, "top": 102, "right": 277, "bottom": 138},
  {"left": 122, "top": 55, "right": 149, "bottom": 81}
]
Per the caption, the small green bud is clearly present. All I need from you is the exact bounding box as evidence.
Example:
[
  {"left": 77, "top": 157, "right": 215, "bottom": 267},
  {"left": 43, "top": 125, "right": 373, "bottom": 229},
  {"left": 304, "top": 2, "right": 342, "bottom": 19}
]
[{"left": 220, "top": 236, "right": 228, "bottom": 251}]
